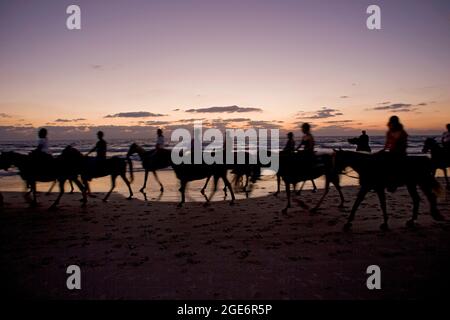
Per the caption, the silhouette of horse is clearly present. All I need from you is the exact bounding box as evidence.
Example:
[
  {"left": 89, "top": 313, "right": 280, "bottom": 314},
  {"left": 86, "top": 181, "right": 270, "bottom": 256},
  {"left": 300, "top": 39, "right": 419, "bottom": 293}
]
[
  {"left": 140, "top": 147, "right": 236, "bottom": 207},
  {"left": 126, "top": 143, "right": 168, "bottom": 194},
  {"left": 278, "top": 152, "right": 344, "bottom": 213},
  {"left": 422, "top": 137, "right": 450, "bottom": 188},
  {"left": 0, "top": 150, "right": 86, "bottom": 209},
  {"left": 201, "top": 151, "right": 263, "bottom": 199},
  {"left": 62, "top": 146, "right": 134, "bottom": 202},
  {"left": 333, "top": 150, "right": 444, "bottom": 231}
]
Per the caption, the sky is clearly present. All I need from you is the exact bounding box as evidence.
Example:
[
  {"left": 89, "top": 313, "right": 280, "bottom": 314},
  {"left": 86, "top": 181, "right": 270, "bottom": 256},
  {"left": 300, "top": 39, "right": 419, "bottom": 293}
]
[{"left": 0, "top": 0, "right": 449, "bottom": 140}]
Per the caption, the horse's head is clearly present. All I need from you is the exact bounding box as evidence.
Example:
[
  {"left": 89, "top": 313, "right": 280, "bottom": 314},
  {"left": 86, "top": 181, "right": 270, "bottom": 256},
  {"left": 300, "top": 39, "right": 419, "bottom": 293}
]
[
  {"left": 422, "top": 137, "right": 437, "bottom": 153},
  {"left": 61, "top": 145, "right": 83, "bottom": 161}
]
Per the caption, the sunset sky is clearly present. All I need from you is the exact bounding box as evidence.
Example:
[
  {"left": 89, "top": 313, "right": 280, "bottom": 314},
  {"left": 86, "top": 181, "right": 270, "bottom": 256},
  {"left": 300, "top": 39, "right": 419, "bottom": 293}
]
[{"left": 0, "top": 0, "right": 449, "bottom": 139}]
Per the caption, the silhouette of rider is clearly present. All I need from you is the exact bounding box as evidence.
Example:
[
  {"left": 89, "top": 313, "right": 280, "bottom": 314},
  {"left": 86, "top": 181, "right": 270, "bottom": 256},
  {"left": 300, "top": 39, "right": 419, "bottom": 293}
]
[
  {"left": 87, "top": 131, "right": 107, "bottom": 160},
  {"left": 155, "top": 128, "right": 165, "bottom": 151},
  {"left": 283, "top": 132, "right": 296, "bottom": 153},
  {"left": 379, "top": 115, "right": 408, "bottom": 192},
  {"left": 356, "top": 130, "right": 371, "bottom": 152},
  {"left": 32, "top": 128, "right": 53, "bottom": 171},
  {"left": 296, "top": 123, "right": 315, "bottom": 167},
  {"left": 442, "top": 123, "right": 450, "bottom": 154}
]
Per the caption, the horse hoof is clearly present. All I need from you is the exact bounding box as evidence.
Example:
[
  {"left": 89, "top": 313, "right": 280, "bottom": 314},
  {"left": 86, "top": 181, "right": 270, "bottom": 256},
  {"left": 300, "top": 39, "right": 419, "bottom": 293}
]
[
  {"left": 127, "top": 196, "right": 133, "bottom": 200},
  {"left": 229, "top": 201, "right": 235, "bottom": 206},
  {"left": 203, "top": 202, "right": 210, "bottom": 207},
  {"left": 343, "top": 223, "right": 352, "bottom": 232},
  {"left": 380, "top": 223, "right": 389, "bottom": 231},
  {"left": 102, "top": 199, "right": 108, "bottom": 203},
  {"left": 406, "top": 219, "right": 416, "bottom": 228},
  {"left": 310, "top": 207, "right": 318, "bottom": 214},
  {"left": 273, "top": 192, "right": 279, "bottom": 197},
  {"left": 177, "top": 203, "right": 183, "bottom": 208},
  {"left": 48, "top": 205, "right": 57, "bottom": 211},
  {"left": 281, "top": 208, "right": 288, "bottom": 214},
  {"left": 312, "top": 189, "right": 317, "bottom": 193}
]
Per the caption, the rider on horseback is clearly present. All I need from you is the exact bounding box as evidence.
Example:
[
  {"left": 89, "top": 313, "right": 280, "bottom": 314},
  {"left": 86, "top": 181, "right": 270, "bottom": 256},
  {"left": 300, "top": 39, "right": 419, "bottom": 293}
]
[
  {"left": 31, "top": 128, "right": 53, "bottom": 173},
  {"left": 378, "top": 115, "right": 409, "bottom": 192},
  {"left": 442, "top": 124, "right": 450, "bottom": 154},
  {"left": 296, "top": 123, "right": 316, "bottom": 168}
]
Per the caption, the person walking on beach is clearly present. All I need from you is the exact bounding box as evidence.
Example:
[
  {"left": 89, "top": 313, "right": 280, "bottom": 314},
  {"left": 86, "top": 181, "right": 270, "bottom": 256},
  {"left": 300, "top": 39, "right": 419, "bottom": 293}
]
[
  {"left": 87, "top": 131, "right": 107, "bottom": 160},
  {"left": 283, "top": 132, "right": 296, "bottom": 153},
  {"left": 442, "top": 124, "right": 450, "bottom": 154},
  {"left": 379, "top": 115, "right": 408, "bottom": 191},
  {"left": 356, "top": 130, "right": 371, "bottom": 152}
]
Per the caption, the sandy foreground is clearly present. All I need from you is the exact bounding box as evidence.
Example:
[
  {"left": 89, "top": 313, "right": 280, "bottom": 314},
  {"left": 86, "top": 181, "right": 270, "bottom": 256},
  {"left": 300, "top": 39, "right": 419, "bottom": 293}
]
[{"left": 0, "top": 174, "right": 449, "bottom": 300}]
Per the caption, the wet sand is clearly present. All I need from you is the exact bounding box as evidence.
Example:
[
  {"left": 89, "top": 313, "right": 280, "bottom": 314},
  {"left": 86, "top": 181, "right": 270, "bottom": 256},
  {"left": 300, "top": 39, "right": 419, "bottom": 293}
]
[{"left": 0, "top": 177, "right": 449, "bottom": 299}]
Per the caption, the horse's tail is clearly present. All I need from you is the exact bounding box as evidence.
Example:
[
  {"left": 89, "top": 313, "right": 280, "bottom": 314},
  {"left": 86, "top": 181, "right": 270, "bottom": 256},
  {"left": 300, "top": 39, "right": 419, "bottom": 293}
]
[{"left": 127, "top": 156, "right": 134, "bottom": 183}]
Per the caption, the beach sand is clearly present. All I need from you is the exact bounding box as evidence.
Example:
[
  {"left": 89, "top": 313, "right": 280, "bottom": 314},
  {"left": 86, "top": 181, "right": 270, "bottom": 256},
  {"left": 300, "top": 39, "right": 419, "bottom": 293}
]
[{"left": 0, "top": 174, "right": 449, "bottom": 299}]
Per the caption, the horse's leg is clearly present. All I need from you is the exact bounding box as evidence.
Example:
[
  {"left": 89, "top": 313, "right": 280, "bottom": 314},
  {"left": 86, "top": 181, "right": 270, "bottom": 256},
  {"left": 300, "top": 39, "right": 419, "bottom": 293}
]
[
  {"left": 274, "top": 174, "right": 281, "bottom": 196},
  {"left": 201, "top": 176, "right": 211, "bottom": 199},
  {"left": 296, "top": 181, "right": 306, "bottom": 196},
  {"left": 311, "top": 179, "right": 317, "bottom": 193},
  {"left": 46, "top": 181, "right": 56, "bottom": 195},
  {"left": 333, "top": 177, "right": 345, "bottom": 208},
  {"left": 375, "top": 188, "right": 389, "bottom": 231},
  {"left": 444, "top": 168, "right": 450, "bottom": 189},
  {"left": 344, "top": 187, "right": 369, "bottom": 231},
  {"left": 243, "top": 175, "right": 249, "bottom": 198},
  {"left": 140, "top": 170, "right": 149, "bottom": 193},
  {"left": 282, "top": 180, "right": 291, "bottom": 214},
  {"left": 69, "top": 180, "right": 74, "bottom": 194},
  {"left": 206, "top": 176, "right": 219, "bottom": 205},
  {"left": 73, "top": 178, "right": 87, "bottom": 207},
  {"left": 49, "top": 179, "right": 65, "bottom": 210},
  {"left": 0, "top": 192, "right": 3, "bottom": 207},
  {"left": 153, "top": 171, "right": 164, "bottom": 192},
  {"left": 222, "top": 175, "right": 235, "bottom": 205},
  {"left": 419, "top": 182, "right": 444, "bottom": 221},
  {"left": 120, "top": 172, "right": 133, "bottom": 200},
  {"left": 177, "top": 180, "right": 187, "bottom": 207},
  {"left": 30, "top": 181, "right": 38, "bottom": 207},
  {"left": 406, "top": 184, "right": 420, "bottom": 227},
  {"left": 103, "top": 175, "right": 117, "bottom": 202},
  {"left": 311, "top": 177, "right": 331, "bottom": 212}
]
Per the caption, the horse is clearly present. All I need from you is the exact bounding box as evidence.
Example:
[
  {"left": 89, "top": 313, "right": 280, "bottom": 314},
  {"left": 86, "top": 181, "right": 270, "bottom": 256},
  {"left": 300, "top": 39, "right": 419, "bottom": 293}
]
[
  {"left": 63, "top": 146, "right": 134, "bottom": 202},
  {"left": 141, "top": 147, "right": 236, "bottom": 207},
  {"left": 126, "top": 143, "right": 167, "bottom": 195},
  {"left": 333, "top": 150, "right": 444, "bottom": 231},
  {"left": 201, "top": 151, "right": 263, "bottom": 199},
  {"left": 0, "top": 150, "right": 86, "bottom": 209},
  {"left": 422, "top": 137, "right": 450, "bottom": 188},
  {"left": 278, "top": 152, "right": 344, "bottom": 214}
]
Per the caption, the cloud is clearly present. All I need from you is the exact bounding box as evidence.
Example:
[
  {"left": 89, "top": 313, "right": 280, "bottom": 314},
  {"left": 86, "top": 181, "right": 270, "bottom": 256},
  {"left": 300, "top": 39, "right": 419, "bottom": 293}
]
[
  {"left": 340, "top": 96, "right": 349, "bottom": 99},
  {"left": 54, "top": 118, "right": 86, "bottom": 123},
  {"left": 0, "top": 113, "right": 11, "bottom": 118},
  {"left": 324, "top": 120, "right": 355, "bottom": 124},
  {"left": 185, "top": 105, "right": 263, "bottom": 113},
  {"left": 90, "top": 64, "right": 103, "bottom": 70},
  {"left": 298, "top": 107, "right": 343, "bottom": 119},
  {"left": 172, "top": 109, "right": 180, "bottom": 111},
  {"left": 105, "top": 112, "right": 166, "bottom": 118},
  {"left": 373, "top": 103, "right": 412, "bottom": 111},
  {"left": 137, "top": 120, "right": 171, "bottom": 126}
]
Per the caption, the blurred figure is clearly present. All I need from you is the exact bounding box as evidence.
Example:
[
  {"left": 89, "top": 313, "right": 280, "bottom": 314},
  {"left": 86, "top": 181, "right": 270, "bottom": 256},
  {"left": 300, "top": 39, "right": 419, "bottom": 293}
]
[
  {"left": 155, "top": 128, "right": 165, "bottom": 151},
  {"left": 442, "top": 123, "right": 450, "bottom": 153},
  {"left": 36, "top": 128, "right": 50, "bottom": 155},
  {"left": 283, "top": 132, "right": 296, "bottom": 153},
  {"left": 384, "top": 116, "right": 408, "bottom": 156},
  {"left": 357, "top": 130, "right": 371, "bottom": 152},
  {"left": 296, "top": 123, "right": 315, "bottom": 168},
  {"left": 87, "top": 131, "right": 107, "bottom": 160},
  {"left": 379, "top": 115, "right": 409, "bottom": 192}
]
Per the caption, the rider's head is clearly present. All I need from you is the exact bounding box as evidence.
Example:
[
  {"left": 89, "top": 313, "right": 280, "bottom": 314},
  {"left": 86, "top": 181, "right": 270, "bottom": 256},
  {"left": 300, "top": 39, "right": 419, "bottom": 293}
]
[
  {"left": 157, "top": 128, "right": 163, "bottom": 136},
  {"left": 38, "top": 128, "right": 47, "bottom": 139},
  {"left": 446, "top": 124, "right": 450, "bottom": 132},
  {"left": 362, "top": 130, "right": 366, "bottom": 135},
  {"left": 97, "top": 131, "right": 104, "bottom": 139},
  {"left": 301, "top": 123, "right": 311, "bottom": 134},
  {"left": 388, "top": 115, "right": 403, "bottom": 131},
  {"left": 287, "top": 132, "right": 293, "bottom": 139}
]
